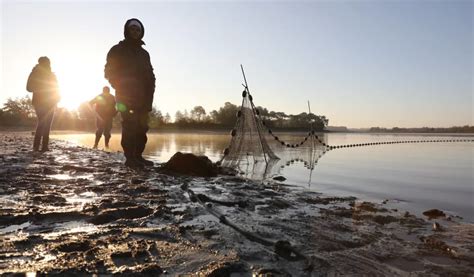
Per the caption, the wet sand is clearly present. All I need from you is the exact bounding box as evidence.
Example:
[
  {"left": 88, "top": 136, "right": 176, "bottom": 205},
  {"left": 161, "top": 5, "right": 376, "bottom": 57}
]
[{"left": 1, "top": 133, "right": 473, "bottom": 276}]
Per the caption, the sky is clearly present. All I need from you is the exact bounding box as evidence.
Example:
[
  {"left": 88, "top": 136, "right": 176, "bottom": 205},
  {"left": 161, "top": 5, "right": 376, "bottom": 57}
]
[{"left": 1, "top": 0, "right": 472, "bottom": 128}]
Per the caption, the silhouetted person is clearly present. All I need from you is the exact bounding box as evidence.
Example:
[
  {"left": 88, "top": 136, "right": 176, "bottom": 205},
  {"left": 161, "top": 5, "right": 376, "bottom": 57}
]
[
  {"left": 89, "top": 86, "right": 117, "bottom": 149},
  {"left": 26, "top": 56, "right": 60, "bottom": 152},
  {"left": 104, "top": 18, "right": 156, "bottom": 168}
]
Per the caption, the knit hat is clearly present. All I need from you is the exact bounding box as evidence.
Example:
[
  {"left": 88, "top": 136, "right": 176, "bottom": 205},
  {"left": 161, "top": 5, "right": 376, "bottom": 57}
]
[
  {"left": 38, "top": 56, "right": 50, "bottom": 65},
  {"left": 127, "top": 19, "right": 142, "bottom": 30}
]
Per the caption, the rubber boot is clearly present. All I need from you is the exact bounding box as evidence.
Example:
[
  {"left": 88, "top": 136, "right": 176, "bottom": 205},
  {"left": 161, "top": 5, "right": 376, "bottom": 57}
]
[
  {"left": 136, "top": 155, "right": 154, "bottom": 166},
  {"left": 124, "top": 148, "right": 143, "bottom": 169}
]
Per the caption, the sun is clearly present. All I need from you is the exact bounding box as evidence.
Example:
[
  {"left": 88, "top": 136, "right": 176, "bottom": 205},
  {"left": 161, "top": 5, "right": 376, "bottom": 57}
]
[
  {"left": 53, "top": 59, "right": 107, "bottom": 111},
  {"left": 56, "top": 72, "right": 101, "bottom": 110},
  {"left": 57, "top": 83, "right": 86, "bottom": 110}
]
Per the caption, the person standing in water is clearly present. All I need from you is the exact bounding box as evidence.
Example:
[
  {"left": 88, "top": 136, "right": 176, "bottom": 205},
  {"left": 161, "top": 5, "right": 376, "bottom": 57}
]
[
  {"left": 26, "top": 56, "right": 60, "bottom": 152},
  {"left": 104, "top": 18, "right": 156, "bottom": 168},
  {"left": 89, "top": 86, "right": 117, "bottom": 149}
]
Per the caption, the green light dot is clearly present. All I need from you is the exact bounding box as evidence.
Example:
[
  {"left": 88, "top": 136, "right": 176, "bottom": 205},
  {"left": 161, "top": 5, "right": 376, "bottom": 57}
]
[{"left": 116, "top": 102, "right": 127, "bottom": 112}]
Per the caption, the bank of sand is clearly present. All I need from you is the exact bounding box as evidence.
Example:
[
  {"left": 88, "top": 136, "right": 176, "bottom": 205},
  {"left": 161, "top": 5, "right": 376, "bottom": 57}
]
[{"left": 1, "top": 133, "right": 473, "bottom": 276}]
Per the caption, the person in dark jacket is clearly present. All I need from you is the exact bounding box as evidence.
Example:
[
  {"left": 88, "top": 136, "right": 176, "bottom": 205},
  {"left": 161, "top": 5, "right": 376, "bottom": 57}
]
[
  {"left": 89, "top": 86, "right": 117, "bottom": 149},
  {"left": 104, "top": 18, "right": 156, "bottom": 168},
  {"left": 26, "top": 56, "right": 60, "bottom": 152}
]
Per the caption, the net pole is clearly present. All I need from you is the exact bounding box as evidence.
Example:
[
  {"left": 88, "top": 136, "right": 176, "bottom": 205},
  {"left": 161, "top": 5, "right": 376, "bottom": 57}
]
[
  {"left": 241, "top": 64, "right": 268, "bottom": 164},
  {"left": 307, "top": 100, "right": 317, "bottom": 173}
]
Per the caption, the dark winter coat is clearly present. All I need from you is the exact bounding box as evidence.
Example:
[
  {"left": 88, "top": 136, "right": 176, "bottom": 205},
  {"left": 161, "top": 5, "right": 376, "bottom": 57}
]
[
  {"left": 89, "top": 92, "right": 117, "bottom": 119},
  {"left": 104, "top": 19, "right": 156, "bottom": 112},
  {"left": 26, "top": 64, "right": 60, "bottom": 108}
]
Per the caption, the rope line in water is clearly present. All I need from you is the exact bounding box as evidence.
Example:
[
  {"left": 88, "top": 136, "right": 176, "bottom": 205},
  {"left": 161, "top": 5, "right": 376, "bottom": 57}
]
[{"left": 325, "top": 138, "right": 474, "bottom": 150}]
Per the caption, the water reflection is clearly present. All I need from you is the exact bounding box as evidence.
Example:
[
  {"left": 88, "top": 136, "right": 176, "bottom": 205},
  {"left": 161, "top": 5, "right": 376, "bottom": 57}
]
[
  {"left": 52, "top": 131, "right": 473, "bottom": 220},
  {"left": 51, "top": 132, "right": 229, "bottom": 162},
  {"left": 52, "top": 131, "right": 330, "bottom": 180},
  {"left": 229, "top": 142, "right": 328, "bottom": 181},
  {"left": 0, "top": 222, "right": 31, "bottom": 234}
]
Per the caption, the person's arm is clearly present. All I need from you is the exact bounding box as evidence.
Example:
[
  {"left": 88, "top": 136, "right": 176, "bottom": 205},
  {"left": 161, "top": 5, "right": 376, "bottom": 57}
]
[
  {"left": 51, "top": 73, "right": 61, "bottom": 104},
  {"left": 104, "top": 45, "right": 122, "bottom": 90},
  {"left": 89, "top": 96, "right": 97, "bottom": 106},
  {"left": 148, "top": 52, "right": 156, "bottom": 95},
  {"left": 26, "top": 67, "right": 38, "bottom": 92},
  {"left": 112, "top": 97, "right": 118, "bottom": 116},
  {"left": 144, "top": 51, "right": 156, "bottom": 111}
]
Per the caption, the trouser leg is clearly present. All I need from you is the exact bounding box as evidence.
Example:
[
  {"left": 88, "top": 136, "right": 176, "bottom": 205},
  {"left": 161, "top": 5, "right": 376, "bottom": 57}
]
[
  {"left": 95, "top": 117, "right": 104, "bottom": 148},
  {"left": 34, "top": 106, "right": 46, "bottom": 151},
  {"left": 94, "top": 135, "right": 101, "bottom": 148},
  {"left": 103, "top": 118, "right": 113, "bottom": 147},
  {"left": 41, "top": 107, "right": 55, "bottom": 151},
  {"left": 135, "top": 112, "right": 149, "bottom": 158},
  {"left": 121, "top": 112, "right": 137, "bottom": 160},
  {"left": 33, "top": 115, "right": 43, "bottom": 151}
]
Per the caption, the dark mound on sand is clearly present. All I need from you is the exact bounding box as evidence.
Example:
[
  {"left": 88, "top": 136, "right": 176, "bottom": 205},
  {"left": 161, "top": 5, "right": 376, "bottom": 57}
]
[
  {"left": 423, "top": 209, "right": 446, "bottom": 219},
  {"left": 161, "top": 152, "right": 218, "bottom": 177}
]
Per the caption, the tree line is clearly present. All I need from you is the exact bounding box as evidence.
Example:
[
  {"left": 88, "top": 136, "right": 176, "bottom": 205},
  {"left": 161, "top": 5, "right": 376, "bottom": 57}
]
[
  {"left": 0, "top": 95, "right": 329, "bottom": 131},
  {"left": 369, "top": 126, "right": 474, "bottom": 133},
  {"left": 173, "top": 102, "right": 328, "bottom": 131}
]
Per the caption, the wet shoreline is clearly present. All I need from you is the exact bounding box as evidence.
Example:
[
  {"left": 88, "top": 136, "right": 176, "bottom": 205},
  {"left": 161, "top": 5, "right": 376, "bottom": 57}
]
[{"left": 1, "top": 133, "right": 473, "bottom": 275}]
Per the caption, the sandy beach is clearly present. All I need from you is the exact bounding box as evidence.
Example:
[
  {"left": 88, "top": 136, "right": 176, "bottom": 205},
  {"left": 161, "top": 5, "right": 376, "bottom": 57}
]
[{"left": 1, "top": 132, "right": 473, "bottom": 276}]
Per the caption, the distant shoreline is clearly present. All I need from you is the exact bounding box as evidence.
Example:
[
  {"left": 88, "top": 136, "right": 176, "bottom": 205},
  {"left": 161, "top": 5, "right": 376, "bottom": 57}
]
[{"left": 1, "top": 126, "right": 473, "bottom": 135}]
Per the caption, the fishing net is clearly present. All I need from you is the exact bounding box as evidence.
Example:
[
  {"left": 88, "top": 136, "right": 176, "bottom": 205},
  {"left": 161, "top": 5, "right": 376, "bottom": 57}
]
[
  {"left": 221, "top": 90, "right": 278, "bottom": 168},
  {"left": 220, "top": 89, "right": 329, "bottom": 179}
]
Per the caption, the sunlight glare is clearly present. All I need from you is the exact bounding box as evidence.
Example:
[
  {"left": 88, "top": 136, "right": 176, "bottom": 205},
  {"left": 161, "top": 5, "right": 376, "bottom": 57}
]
[{"left": 53, "top": 57, "right": 107, "bottom": 111}]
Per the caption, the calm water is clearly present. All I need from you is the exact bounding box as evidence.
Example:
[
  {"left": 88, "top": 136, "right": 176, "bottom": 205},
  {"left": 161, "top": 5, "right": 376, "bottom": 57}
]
[{"left": 52, "top": 132, "right": 474, "bottom": 222}]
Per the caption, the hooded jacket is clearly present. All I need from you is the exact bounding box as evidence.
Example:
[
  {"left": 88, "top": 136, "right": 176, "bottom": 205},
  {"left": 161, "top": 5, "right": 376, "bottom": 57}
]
[
  {"left": 104, "top": 18, "right": 156, "bottom": 112},
  {"left": 26, "top": 64, "right": 60, "bottom": 108}
]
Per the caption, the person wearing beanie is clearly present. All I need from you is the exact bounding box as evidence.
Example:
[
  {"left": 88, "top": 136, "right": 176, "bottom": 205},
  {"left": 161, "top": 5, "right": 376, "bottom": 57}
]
[
  {"left": 89, "top": 86, "right": 117, "bottom": 149},
  {"left": 26, "top": 56, "right": 60, "bottom": 152},
  {"left": 104, "top": 18, "right": 156, "bottom": 168}
]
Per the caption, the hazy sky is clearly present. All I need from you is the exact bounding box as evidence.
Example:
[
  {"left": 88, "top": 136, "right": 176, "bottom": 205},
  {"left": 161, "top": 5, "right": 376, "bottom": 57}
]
[{"left": 1, "top": 0, "right": 472, "bottom": 128}]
